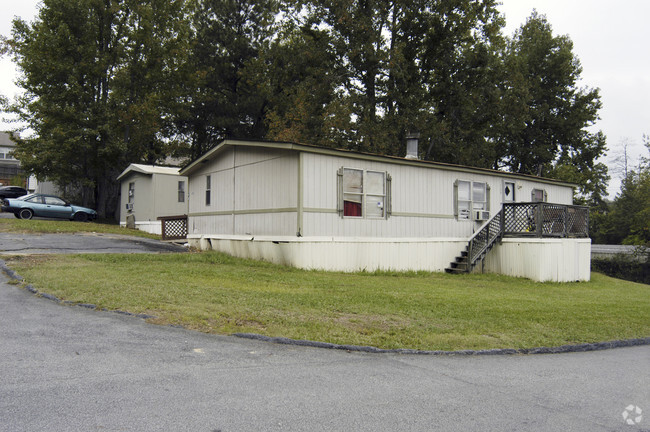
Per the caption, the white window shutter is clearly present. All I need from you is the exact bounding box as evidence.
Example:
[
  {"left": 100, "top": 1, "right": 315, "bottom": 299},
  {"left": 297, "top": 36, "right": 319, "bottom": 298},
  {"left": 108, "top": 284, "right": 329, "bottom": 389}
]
[
  {"left": 486, "top": 184, "right": 491, "bottom": 211},
  {"left": 386, "top": 173, "right": 392, "bottom": 219},
  {"left": 337, "top": 167, "right": 344, "bottom": 217},
  {"left": 453, "top": 180, "right": 459, "bottom": 217}
]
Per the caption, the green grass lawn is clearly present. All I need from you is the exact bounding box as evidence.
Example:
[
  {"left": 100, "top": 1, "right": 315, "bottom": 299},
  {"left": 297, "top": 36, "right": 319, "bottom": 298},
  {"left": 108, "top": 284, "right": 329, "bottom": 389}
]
[
  {"left": 0, "top": 217, "right": 160, "bottom": 239},
  {"left": 5, "top": 251, "right": 649, "bottom": 351}
]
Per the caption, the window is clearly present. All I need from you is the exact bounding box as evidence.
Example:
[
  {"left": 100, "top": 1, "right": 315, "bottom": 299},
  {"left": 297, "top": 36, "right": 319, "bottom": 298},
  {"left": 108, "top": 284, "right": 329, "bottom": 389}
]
[
  {"left": 205, "top": 175, "right": 211, "bottom": 206},
  {"left": 128, "top": 182, "right": 135, "bottom": 203},
  {"left": 531, "top": 188, "right": 547, "bottom": 202},
  {"left": 455, "top": 180, "right": 489, "bottom": 220},
  {"left": 44, "top": 196, "right": 66, "bottom": 206},
  {"left": 178, "top": 181, "right": 185, "bottom": 203},
  {"left": 338, "top": 168, "right": 390, "bottom": 219},
  {"left": 126, "top": 182, "right": 135, "bottom": 211},
  {"left": 456, "top": 180, "right": 471, "bottom": 220}
]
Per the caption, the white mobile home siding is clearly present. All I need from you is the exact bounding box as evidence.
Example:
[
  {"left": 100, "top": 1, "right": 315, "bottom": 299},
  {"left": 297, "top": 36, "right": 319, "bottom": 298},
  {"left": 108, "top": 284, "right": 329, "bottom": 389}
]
[
  {"left": 187, "top": 144, "right": 573, "bottom": 239},
  {"left": 119, "top": 173, "right": 154, "bottom": 222},
  {"left": 153, "top": 174, "right": 188, "bottom": 218},
  {"left": 301, "top": 152, "right": 573, "bottom": 238},
  {"left": 188, "top": 146, "right": 298, "bottom": 236}
]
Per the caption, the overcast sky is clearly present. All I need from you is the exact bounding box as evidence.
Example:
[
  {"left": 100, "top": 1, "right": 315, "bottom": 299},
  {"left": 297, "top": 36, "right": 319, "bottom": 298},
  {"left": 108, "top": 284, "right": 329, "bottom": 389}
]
[{"left": 1, "top": 0, "right": 648, "bottom": 196}]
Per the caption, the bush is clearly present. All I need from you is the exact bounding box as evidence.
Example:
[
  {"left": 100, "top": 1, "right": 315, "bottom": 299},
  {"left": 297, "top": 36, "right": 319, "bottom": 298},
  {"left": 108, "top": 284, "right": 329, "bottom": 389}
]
[{"left": 592, "top": 249, "right": 649, "bottom": 285}]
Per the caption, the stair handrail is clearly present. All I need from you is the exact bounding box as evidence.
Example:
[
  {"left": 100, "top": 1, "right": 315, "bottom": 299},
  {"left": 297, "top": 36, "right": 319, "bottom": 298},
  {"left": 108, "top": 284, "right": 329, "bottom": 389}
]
[{"left": 467, "top": 207, "right": 505, "bottom": 268}]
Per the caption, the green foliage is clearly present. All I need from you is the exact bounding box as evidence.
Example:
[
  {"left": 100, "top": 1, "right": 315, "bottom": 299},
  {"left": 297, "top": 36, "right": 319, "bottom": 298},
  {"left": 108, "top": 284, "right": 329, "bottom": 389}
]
[
  {"left": 297, "top": 0, "right": 506, "bottom": 160},
  {"left": 260, "top": 16, "right": 344, "bottom": 147},
  {"left": 0, "top": 216, "right": 160, "bottom": 238},
  {"left": 173, "top": 0, "right": 280, "bottom": 159},
  {"left": 593, "top": 139, "right": 650, "bottom": 245},
  {"left": 6, "top": 0, "right": 190, "bottom": 217},
  {"left": 3, "top": 1, "right": 609, "bottom": 215},
  {"left": 9, "top": 174, "right": 27, "bottom": 188},
  {"left": 499, "top": 11, "right": 607, "bottom": 198},
  {"left": 592, "top": 252, "right": 649, "bottom": 285}
]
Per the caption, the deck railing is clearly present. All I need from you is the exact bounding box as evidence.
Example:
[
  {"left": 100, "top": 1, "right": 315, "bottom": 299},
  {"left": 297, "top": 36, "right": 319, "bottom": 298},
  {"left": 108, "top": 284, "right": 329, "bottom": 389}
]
[
  {"left": 467, "top": 203, "right": 589, "bottom": 270},
  {"left": 502, "top": 202, "right": 589, "bottom": 238}
]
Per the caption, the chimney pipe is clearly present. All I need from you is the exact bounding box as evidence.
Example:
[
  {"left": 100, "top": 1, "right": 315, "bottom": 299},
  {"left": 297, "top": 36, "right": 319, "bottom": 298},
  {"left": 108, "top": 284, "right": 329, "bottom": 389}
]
[{"left": 405, "top": 131, "right": 420, "bottom": 160}]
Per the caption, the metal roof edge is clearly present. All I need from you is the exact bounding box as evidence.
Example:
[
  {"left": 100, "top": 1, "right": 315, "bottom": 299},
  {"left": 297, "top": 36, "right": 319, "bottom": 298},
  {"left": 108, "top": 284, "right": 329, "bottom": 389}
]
[
  {"left": 116, "top": 164, "right": 180, "bottom": 181},
  {"left": 179, "top": 138, "right": 578, "bottom": 188}
]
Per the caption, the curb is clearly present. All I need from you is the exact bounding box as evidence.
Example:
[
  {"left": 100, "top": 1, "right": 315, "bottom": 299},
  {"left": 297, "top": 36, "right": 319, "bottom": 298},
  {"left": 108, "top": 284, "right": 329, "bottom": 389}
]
[
  {"left": 232, "top": 333, "right": 650, "bottom": 356},
  {"left": 2, "top": 260, "right": 648, "bottom": 356}
]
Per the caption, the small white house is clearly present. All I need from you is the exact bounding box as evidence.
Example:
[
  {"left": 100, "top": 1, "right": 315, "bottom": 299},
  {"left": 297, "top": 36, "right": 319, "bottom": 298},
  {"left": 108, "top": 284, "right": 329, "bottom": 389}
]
[
  {"left": 117, "top": 164, "right": 188, "bottom": 235},
  {"left": 179, "top": 139, "right": 591, "bottom": 282}
]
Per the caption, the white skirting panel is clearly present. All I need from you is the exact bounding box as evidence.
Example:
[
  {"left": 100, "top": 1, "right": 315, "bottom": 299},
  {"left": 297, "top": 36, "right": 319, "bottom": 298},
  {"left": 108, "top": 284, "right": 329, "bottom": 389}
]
[
  {"left": 482, "top": 238, "right": 592, "bottom": 282},
  {"left": 187, "top": 235, "right": 591, "bottom": 281},
  {"left": 120, "top": 221, "right": 162, "bottom": 235},
  {"left": 187, "top": 235, "right": 466, "bottom": 273}
]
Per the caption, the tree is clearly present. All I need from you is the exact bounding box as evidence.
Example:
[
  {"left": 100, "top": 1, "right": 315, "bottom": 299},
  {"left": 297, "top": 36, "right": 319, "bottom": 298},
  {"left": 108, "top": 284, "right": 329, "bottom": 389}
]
[
  {"left": 174, "top": 0, "right": 280, "bottom": 160},
  {"left": 4, "top": 1, "right": 610, "bottom": 219},
  {"left": 498, "top": 12, "right": 606, "bottom": 181},
  {"left": 111, "top": 0, "right": 191, "bottom": 165},
  {"left": 610, "top": 137, "right": 635, "bottom": 181},
  {"left": 592, "top": 136, "right": 649, "bottom": 245},
  {"left": 252, "top": 3, "right": 350, "bottom": 147},
  {"left": 6, "top": 0, "right": 189, "bottom": 217},
  {"left": 300, "top": 0, "right": 505, "bottom": 159}
]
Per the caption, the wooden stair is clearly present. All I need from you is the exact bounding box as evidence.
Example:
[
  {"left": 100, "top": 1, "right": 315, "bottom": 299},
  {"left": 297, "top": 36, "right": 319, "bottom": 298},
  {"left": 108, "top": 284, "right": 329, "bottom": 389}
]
[
  {"left": 445, "top": 208, "right": 504, "bottom": 274},
  {"left": 445, "top": 248, "right": 470, "bottom": 273}
]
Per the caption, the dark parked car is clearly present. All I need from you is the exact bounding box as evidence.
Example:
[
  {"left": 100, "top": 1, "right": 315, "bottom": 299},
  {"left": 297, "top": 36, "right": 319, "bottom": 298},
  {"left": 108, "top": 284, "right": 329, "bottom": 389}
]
[
  {"left": 1, "top": 194, "right": 97, "bottom": 222},
  {"left": 0, "top": 186, "right": 28, "bottom": 201}
]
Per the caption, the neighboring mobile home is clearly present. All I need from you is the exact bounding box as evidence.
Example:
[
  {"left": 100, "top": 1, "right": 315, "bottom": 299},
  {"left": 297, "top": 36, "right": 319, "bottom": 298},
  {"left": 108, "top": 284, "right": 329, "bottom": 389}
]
[
  {"left": 0, "top": 132, "right": 26, "bottom": 187},
  {"left": 180, "top": 139, "right": 590, "bottom": 281},
  {"left": 117, "top": 164, "right": 188, "bottom": 235}
]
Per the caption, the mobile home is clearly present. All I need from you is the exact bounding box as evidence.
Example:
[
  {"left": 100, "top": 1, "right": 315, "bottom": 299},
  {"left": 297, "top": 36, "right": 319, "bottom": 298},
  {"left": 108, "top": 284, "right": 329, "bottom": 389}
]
[
  {"left": 180, "top": 139, "right": 590, "bottom": 281},
  {"left": 117, "top": 164, "right": 188, "bottom": 235}
]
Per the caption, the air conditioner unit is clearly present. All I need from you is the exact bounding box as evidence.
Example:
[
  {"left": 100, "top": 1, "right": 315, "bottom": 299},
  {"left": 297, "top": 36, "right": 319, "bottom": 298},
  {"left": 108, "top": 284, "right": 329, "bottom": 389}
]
[
  {"left": 474, "top": 210, "right": 490, "bottom": 221},
  {"left": 125, "top": 203, "right": 134, "bottom": 211}
]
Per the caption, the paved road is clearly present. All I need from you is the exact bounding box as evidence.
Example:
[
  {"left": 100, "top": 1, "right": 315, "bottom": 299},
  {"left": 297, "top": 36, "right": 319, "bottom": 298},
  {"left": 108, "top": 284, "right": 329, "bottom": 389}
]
[
  {"left": 591, "top": 245, "right": 640, "bottom": 255},
  {"left": 0, "top": 232, "right": 186, "bottom": 255},
  {"left": 1, "top": 273, "right": 648, "bottom": 432}
]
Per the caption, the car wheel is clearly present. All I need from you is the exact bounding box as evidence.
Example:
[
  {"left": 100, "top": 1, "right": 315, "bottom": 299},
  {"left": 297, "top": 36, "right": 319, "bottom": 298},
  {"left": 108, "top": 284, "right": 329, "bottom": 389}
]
[
  {"left": 73, "top": 212, "right": 89, "bottom": 222},
  {"left": 19, "top": 208, "right": 34, "bottom": 220}
]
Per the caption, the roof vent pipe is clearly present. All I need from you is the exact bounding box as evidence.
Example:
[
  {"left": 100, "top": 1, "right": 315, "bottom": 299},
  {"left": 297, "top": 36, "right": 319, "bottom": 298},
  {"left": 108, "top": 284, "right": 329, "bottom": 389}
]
[{"left": 405, "top": 131, "right": 420, "bottom": 160}]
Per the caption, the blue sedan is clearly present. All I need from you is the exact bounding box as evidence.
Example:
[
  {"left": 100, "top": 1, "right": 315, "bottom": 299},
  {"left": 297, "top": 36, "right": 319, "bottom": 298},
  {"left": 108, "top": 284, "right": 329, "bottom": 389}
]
[{"left": 1, "top": 194, "right": 97, "bottom": 222}]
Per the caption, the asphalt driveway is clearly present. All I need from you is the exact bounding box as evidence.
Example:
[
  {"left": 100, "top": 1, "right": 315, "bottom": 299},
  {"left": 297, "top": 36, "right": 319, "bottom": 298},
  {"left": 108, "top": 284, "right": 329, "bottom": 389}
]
[{"left": 0, "top": 232, "right": 186, "bottom": 255}]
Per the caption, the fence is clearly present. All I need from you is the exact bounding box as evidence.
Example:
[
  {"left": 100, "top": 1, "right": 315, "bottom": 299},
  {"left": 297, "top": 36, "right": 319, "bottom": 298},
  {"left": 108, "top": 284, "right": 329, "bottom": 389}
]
[
  {"left": 158, "top": 215, "right": 188, "bottom": 241},
  {"left": 502, "top": 203, "right": 589, "bottom": 238}
]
